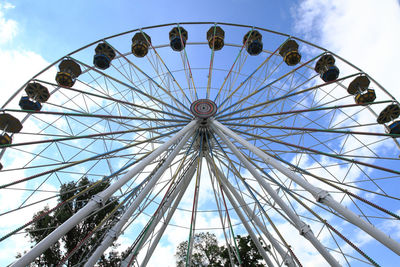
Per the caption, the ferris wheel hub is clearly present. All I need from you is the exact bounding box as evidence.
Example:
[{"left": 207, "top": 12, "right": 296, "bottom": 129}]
[{"left": 190, "top": 99, "right": 217, "bottom": 119}]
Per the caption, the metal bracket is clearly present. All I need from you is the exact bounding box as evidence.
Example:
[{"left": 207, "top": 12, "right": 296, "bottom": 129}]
[
  {"left": 91, "top": 194, "right": 105, "bottom": 206},
  {"left": 316, "top": 189, "right": 329, "bottom": 203},
  {"left": 299, "top": 223, "right": 312, "bottom": 236},
  {"left": 106, "top": 228, "right": 118, "bottom": 240}
]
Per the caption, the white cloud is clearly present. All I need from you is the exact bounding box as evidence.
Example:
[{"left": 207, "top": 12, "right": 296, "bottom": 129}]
[
  {"left": 0, "top": 50, "right": 51, "bottom": 108},
  {"left": 0, "top": 5, "right": 59, "bottom": 266},
  {"left": 294, "top": 0, "right": 400, "bottom": 100},
  {"left": 291, "top": 0, "right": 400, "bottom": 264},
  {"left": 0, "top": 2, "right": 17, "bottom": 44}
]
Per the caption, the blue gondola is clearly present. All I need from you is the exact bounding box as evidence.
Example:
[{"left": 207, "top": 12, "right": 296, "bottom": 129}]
[
  {"left": 169, "top": 27, "right": 188, "bottom": 52},
  {"left": 243, "top": 30, "right": 263, "bottom": 56},
  {"left": 19, "top": 96, "right": 42, "bottom": 111},
  {"left": 315, "top": 54, "right": 340, "bottom": 82},
  {"left": 93, "top": 43, "right": 116, "bottom": 69},
  {"left": 389, "top": 121, "right": 400, "bottom": 135}
]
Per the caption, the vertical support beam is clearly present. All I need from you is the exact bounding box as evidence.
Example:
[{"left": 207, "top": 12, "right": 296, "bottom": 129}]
[
  {"left": 125, "top": 157, "right": 196, "bottom": 266},
  {"left": 206, "top": 154, "right": 295, "bottom": 267},
  {"left": 138, "top": 161, "right": 198, "bottom": 267},
  {"left": 206, "top": 160, "right": 241, "bottom": 267},
  {"left": 12, "top": 120, "right": 198, "bottom": 267},
  {"left": 84, "top": 129, "right": 195, "bottom": 267},
  {"left": 211, "top": 123, "right": 340, "bottom": 267},
  {"left": 186, "top": 157, "right": 202, "bottom": 267},
  {"left": 212, "top": 119, "right": 400, "bottom": 256},
  {"left": 208, "top": 160, "right": 275, "bottom": 267}
]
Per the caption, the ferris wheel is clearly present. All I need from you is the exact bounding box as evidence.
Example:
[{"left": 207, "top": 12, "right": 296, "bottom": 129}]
[{"left": 1, "top": 22, "right": 400, "bottom": 266}]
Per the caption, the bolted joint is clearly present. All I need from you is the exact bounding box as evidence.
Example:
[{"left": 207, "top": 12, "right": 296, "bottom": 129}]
[
  {"left": 299, "top": 223, "right": 312, "bottom": 236},
  {"left": 315, "top": 189, "right": 329, "bottom": 203},
  {"left": 106, "top": 228, "right": 119, "bottom": 240},
  {"left": 283, "top": 257, "right": 292, "bottom": 267},
  {"left": 282, "top": 248, "right": 295, "bottom": 267},
  {"left": 91, "top": 194, "right": 105, "bottom": 206}
]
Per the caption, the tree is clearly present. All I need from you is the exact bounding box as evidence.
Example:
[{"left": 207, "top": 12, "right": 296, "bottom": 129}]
[
  {"left": 176, "top": 232, "right": 224, "bottom": 267},
  {"left": 221, "top": 235, "right": 269, "bottom": 267},
  {"left": 17, "top": 177, "right": 125, "bottom": 266},
  {"left": 175, "top": 232, "right": 268, "bottom": 267}
]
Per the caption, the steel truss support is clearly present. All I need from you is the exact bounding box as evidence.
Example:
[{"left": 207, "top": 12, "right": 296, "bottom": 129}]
[
  {"left": 211, "top": 122, "right": 340, "bottom": 267},
  {"left": 84, "top": 131, "right": 196, "bottom": 266},
  {"left": 205, "top": 154, "right": 296, "bottom": 267},
  {"left": 186, "top": 155, "right": 202, "bottom": 267},
  {"left": 211, "top": 119, "right": 400, "bottom": 256},
  {"left": 12, "top": 120, "right": 198, "bottom": 267},
  {"left": 206, "top": 160, "right": 240, "bottom": 267},
  {"left": 133, "top": 159, "right": 198, "bottom": 267},
  {"left": 205, "top": 155, "right": 275, "bottom": 267}
]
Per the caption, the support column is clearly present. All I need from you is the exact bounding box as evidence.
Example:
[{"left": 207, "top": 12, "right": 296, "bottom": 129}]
[
  {"left": 84, "top": 130, "right": 195, "bottom": 267},
  {"left": 210, "top": 166, "right": 275, "bottom": 267},
  {"left": 211, "top": 123, "right": 340, "bottom": 267},
  {"left": 12, "top": 120, "right": 198, "bottom": 267},
  {"left": 138, "top": 161, "right": 197, "bottom": 267},
  {"left": 206, "top": 154, "right": 295, "bottom": 267},
  {"left": 211, "top": 119, "right": 400, "bottom": 256}
]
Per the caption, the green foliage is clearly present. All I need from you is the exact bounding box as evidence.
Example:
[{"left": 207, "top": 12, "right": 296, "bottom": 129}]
[
  {"left": 20, "top": 177, "right": 125, "bottom": 266},
  {"left": 221, "top": 235, "right": 269, "bottom": 267},
  {"left": 194, "top": 232, "right": 224, "bottom": 267},
  {"left": 176, "top": 232, "right": 224, "bottom": 267},
  {"left": 175, "top": 232, "right": 268, "bottom": 267}
]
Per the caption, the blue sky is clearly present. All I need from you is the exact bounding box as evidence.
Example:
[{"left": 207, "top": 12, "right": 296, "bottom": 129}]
[
  {"left": 3, "top": 0, "right": 294, "bottom": 61},
  {"left": 1, "top": 0, "right": 400, "bottom": 266}
]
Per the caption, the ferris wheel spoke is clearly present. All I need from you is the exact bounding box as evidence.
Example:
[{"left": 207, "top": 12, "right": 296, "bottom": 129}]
[
  {"left": 219, "top": 99, "right": 392, "bottom": 123},
  {"left": 56, "top": 187, "right": 135, "bottom": 267},
  {"left": 0, "top": 171, "right": 131, "bottom": 245},
  {"left": 0, "top": 150, "right": 154, "bottom": 227},
  {"left": 218, "top": 71, "right": 324, "bottom": 128},
  {"left": 174, "top": 24, "right": 199, "bottom": 102},
  {"left": 35, "top": 78, "right": 191, "bottom": 121},
  {"left": 183, "top": 155, "right": 201, "bottom": 266},
  {"left": 87, "top": 158, "right": 184, "bottom": 266},
  {"left": 214, "top": 39, "right": 248, "bottom": 103},
  {"left": 142, "top": 32, "right": 192, "bottom": 106},
  {"left": 104, "top": 59, "right": 168, "bottom": 115},
  {"left": 1, "top": 115, "right": 183, "bottom": 170},
  {"left": 216, "top": 52, "right": 324, "bottom": 118},
  {"left": 228, "top": 122, "right": 395, "bottom": 164},
  {"left": 260, "top": 137, "right": 400, "bottom": 200},
  {"left": 145, "top": 51, "right": 193, "bottom": 111},
  {"left": 206, "top": 153, "right": 299, "bottom": 266},
  {"left": 0, "top": 128, "right": 180, "bottom": 190},
  {"left": 71, "top": 57, "right": 192, "bottom": 118},
  {"left": 217, "top": 38, "right": 288, "bottom": 112},
  {"left": 239, "top": 128, "right": 400, "bottom": 176},
  {"left": 104, "top": 40, "right": 192, "bottom": 115},
  {"left": 206, "top": 25, "right": 218, "bottom": 100},
  {"left": 223, "top": 122, "right": 398, "bottom": 140},
  {"left": 216, "top": 72, "right": 360, "bottom": 121},
  {"left": 0, "top": 109, "right": 189, "bottom": 126},
  {"left": 234, "top": 129, "right": 400, "bottom": 200}
]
